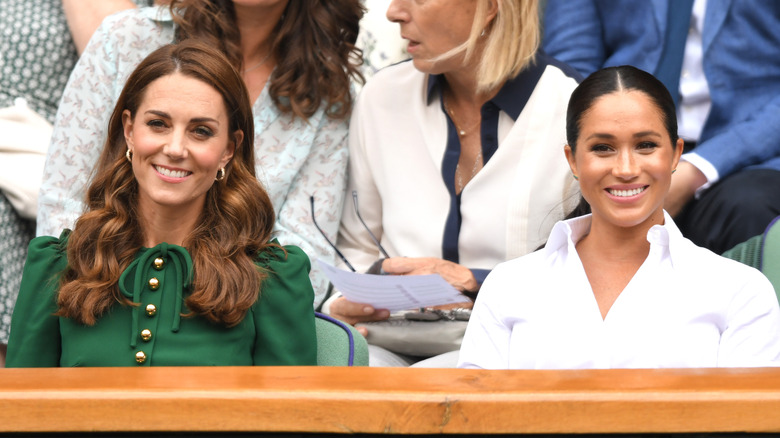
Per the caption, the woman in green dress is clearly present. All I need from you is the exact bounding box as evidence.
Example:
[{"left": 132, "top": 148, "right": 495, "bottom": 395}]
[{"left": 6, "top": 41, "right": 317, "bottom": 367}]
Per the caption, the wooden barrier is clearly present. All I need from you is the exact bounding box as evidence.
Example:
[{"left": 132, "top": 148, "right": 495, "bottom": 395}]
[{"left": 1, "top": 366, "right": 780, "bottom": 434}]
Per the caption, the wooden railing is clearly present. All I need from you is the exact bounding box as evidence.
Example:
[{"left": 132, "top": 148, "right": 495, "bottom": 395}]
[{"left": 1, "top": 366, "right": 780, "bottom": 434}]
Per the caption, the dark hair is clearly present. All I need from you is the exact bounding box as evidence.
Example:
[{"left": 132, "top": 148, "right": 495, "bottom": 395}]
[
  {"left": 59, "top": 41, "right": 276, "bottom": 327},
  {"left": 566, "top": 65, "right": 678, "bottom": 152},
  {"left": 170, "top": 0, "right": 365, "bottom": 120}
]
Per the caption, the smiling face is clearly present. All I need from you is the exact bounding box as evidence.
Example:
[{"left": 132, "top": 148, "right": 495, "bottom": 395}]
[
  {"left": 565, "top": 90, "right": 683, "bottom": 231},
  {"left": 123, "top": 72, "right": 237, "bottom": 220},
  {"left": 386, "top": 0, "right": 479, "bottom": 74}
]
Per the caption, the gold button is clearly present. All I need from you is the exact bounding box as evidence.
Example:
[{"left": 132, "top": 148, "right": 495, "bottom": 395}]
[
  {"left": 135, "top": 351, "right": 146, "bottom": 364},
  {"left": 148, "top": 277, "right": 160, "bottom": 290},
  {"left": 140, "top": 329, "right": 152, "bottom": 342},
  {"left": 153, "top": 257, "right": 164, "bottom": 270},
  {"left": 145, "top": 304, "right": 157, "bottom": 317}
]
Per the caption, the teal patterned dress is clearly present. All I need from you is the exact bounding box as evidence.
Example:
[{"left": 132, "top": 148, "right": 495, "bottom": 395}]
[
  {"left": 0, "top": 194, "right": 35, "bottom": 345},
  {"left": 0, "top": 0, "right": 79, "bottom": 344}
]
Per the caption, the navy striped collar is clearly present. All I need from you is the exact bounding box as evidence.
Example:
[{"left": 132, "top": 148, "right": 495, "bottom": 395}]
[{"left": 424, "top": 51, "right": 581, "bottom": 120}]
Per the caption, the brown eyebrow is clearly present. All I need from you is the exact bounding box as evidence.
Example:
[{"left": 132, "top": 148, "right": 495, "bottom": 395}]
[
  {"left": 190, "top": 117, "right": 220, "bottom": 125},
  {"left": 584, "top": 133, "right": 616, "bottom": 141},
  {"left": 584, "top": 131, "right": 662, "bottom": 141},
  {"left": 144, "top": 110, "right": 219, "bottom": 125},
  {"left": 632, "top": 130, "right": 662, "bottom": 139},
  {"left": 145, "top": 110, "right": 170, "bottom": 119}
]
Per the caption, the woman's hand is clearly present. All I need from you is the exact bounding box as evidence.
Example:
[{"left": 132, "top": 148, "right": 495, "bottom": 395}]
[
  {"left": 382, "top": 257, "right": 479, "bottom": 293},
  {"left": 329, "top": 257, "right": 476, "bottom": 335},
  {"left": 329, "top": 297, "right": 390, "bottom": 336}
]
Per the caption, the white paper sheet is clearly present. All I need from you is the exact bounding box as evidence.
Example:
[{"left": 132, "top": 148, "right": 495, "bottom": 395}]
[{"left": 317, "top": 260, "right": 468, "bottom": 311}]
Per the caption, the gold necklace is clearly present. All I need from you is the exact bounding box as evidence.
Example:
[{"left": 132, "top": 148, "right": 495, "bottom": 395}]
[
  {"left": 443, "top": 96, "right": 483, "bottom": 192},
  {"left": 443, "top": 98, "right": 481, "bottom": 137}
]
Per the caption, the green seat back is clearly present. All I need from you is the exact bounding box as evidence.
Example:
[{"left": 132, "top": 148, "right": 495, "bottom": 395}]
[
  {"left": 722, "top": 217, "right": 780, "bottom": 303},
  {"left": 761, "top": 218, "right": 780, "bottom": 297},
  {"left": 314, "top": 312, "right": 368, "bottom": 366},
  {"left": 722, "top": 234, "right": 762, "bottom": 269}
]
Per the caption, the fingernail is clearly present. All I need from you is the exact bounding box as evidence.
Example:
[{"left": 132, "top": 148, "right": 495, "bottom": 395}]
[{"left": 363, "top": 306, "right": 373, "bottom": 314}]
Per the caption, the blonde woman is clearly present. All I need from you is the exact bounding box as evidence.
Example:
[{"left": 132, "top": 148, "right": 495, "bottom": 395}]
[{"left": 329, "top": 0, "right": 581, "bottom": 366}]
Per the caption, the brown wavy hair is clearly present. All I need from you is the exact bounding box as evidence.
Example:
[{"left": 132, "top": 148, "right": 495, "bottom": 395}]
[
  {"left": 169, "top": 0, "right": 364, "bottom": 120},
  {"left": 57, "top": 41, "right": 276, "bottom": 327}
]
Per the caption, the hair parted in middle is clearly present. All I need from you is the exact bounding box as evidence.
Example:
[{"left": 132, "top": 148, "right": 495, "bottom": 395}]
[
  {"left": 561, "top": 65, "right": 680, "bottom": 219},
  {"left": 566, "top": 65, "right": 679, "bottom": 153},
  {"left": 169, "top": 0, "right": 365, "bottom": 120},
  {"left": 58, "top": 40, "right": 276, "bottom": 328}
]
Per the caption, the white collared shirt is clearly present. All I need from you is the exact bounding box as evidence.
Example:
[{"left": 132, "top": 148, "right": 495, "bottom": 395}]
[
  {"left": 337, "top": 60, "right": 580, "bottom": 274},
  {"left": 678, "top": 0, "right": 711, "bottom": 143},
  {"left": 679, "top": 0, "right": 719, "bottom": 191},
  {"left": 459, "top": 212, "right": 780, "bottom": 369}
]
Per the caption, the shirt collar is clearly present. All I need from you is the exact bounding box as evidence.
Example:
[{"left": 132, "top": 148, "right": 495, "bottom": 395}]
[
  {"left": 424, "top": 57, "right": 549, "bottom": 121},
  {"left": 544, "top": 214, "right": 591, "bottom": 257},
  {"left": 653, "top": 210, "right": 687, "bottom": 268},
  {"left": 140, "top": 4, "right": 173, "bottom": 22},
  {"left": 545, "top": 210, "right": 687, "bottom": 265}
]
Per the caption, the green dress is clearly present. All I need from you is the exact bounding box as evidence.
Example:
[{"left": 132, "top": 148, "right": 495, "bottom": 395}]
[{"left": 6, "top": 232, "right": 317, "bottom": 367}]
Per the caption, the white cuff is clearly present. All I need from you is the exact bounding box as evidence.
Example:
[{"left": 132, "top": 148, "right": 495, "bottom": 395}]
[
  {"left": 681, "top": 152, "right": 719, "bottom": 198},
  {"left": 320, "top": 290, "right": 342, "bottom": 315}
]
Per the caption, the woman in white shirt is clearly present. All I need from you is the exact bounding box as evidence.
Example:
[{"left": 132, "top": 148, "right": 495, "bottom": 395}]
[{"left": 459, "top": 65, "right": 780, "bottom": 369}]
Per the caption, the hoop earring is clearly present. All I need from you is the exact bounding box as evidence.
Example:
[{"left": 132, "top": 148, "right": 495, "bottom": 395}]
[
  {"left": 215, "top": 167, "right": 226, "bottom": 182},
  {"left": 572, "top": 174, "right": 579, "bottom": 180},
  {"left": 672, "top": 169, "right": 677, "bottom": 174},
  {"left": 126, "top": 148, "right": 132, "bottom": 163}
]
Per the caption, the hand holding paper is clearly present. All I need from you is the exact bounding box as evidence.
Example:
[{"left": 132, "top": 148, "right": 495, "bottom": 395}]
[{"left": 317, "top": 260, "right": 467, "bottom": 311}]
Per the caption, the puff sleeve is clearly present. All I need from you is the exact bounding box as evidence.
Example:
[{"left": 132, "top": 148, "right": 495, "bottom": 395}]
[
  {"left": 252, "top": 243, "right": 317, "bottom": 366},
  {"left": 6, "top": 232, "right": 69, "bottom": 367}
]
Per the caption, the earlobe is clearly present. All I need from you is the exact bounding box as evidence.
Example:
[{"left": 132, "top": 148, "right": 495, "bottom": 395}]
[
  {"left": 221, "top": 129, "right": 241, "bottom": 168},
  {"left": 122, "top": 109, "right": 134, "bottom": 147},
  {"left": 231, "top": 130, "right": 243, "bottom": 156},
  {"left": 673, "top": 138, "right": 684, "bottom": 169},
  {"left": 564, "top": 144, "right": 578, "bottom": 177},
  {"left": 485, "top": 0, "right": 499, "bottom": 24}
]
